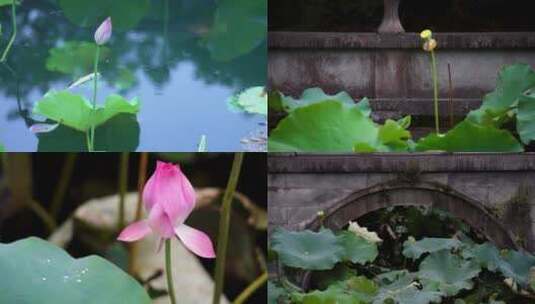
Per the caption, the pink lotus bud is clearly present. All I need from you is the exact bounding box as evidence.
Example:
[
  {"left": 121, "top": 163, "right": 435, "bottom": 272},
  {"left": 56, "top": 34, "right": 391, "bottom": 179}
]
[
  {"left": 94, "top": 17, "right": 112, "bottom": 45},
  {"left": 118, "top": 161, "right": 215, "bottom": 259}
]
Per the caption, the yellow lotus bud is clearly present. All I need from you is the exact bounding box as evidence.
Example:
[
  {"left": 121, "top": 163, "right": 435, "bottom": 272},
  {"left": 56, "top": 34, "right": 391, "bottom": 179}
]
[
  {"left": 420, "top": 29, "right": 432, "bottom": 40},
  {"left": 423, "top": 39, "right": 437, "bottom": 52}
]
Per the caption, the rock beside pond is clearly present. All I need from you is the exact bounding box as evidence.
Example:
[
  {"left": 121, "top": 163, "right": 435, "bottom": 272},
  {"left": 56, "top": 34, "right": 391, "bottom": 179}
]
[{"left": 49, "top": 192, "right": 228, "bottom": 304}]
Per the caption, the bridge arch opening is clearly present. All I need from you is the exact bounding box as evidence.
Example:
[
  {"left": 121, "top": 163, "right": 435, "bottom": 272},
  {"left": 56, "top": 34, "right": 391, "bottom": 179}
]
[{"left": 305, "top": 181, "right": 520, "bottom": 250}]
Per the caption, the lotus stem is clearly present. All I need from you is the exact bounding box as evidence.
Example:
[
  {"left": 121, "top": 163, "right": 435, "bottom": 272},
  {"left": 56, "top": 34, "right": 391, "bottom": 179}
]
[
  {"left": 165, "top": 239, "right": 177, "bottom": 304},
  {"left": 430, "top": 50, "right": 440, "bottom": 133},
  {"left": 213, "top": 153, "right": 244, "bottom": 304},
  {"left": 198, "top": 135, "right": 207, "bottom": 152},
  {"left": 28, "top": 200, "right": 57, "bottom": 234},
  {"left": 128, "top": 152, "right": 149, "bottom": 274},
  {"left": 134, "top": 152, "right": 149, "bottom": 221},
  {"left": 233, "top": 272, "right": 268, "bottom": 304},
  {"left": 50, "top": 153, "right": 77, "bottom": 219},
  {"left": 89, "top": 45, "right": 101, "bottom": 151},
  {"left": 0, "top": 0, "right": 17, "bottom": 63},
  {"left": 118, "top": 152, "right": 129, "bottom": 231}
]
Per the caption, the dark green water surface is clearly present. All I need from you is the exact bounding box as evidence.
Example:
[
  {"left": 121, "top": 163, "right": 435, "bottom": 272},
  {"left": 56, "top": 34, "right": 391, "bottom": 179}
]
[{"left": 0, "top": 0, "right": 266, "bottom": 151}]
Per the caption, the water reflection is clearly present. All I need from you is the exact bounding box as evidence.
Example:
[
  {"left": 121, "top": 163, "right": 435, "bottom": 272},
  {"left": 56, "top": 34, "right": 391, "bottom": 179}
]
[{"left": 0, "top": 0, "right": 267, "bottom": 151}]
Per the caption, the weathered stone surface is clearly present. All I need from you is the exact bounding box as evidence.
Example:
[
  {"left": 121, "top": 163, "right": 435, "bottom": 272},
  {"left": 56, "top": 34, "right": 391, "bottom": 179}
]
[
  {"left": 268, "top": 32, "right": 535, "bottom": 128},
  {"left": 268, "top": 154, "right": 535, "bottom": 252}
]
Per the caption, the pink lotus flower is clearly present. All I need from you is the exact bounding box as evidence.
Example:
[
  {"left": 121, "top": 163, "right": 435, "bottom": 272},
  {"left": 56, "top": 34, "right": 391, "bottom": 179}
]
[
  {"left": 118, "top": 161, "right": 215, "bottom": 258},
  {"left": 94, "top": 17, "right": 112, "bottom": 45}
]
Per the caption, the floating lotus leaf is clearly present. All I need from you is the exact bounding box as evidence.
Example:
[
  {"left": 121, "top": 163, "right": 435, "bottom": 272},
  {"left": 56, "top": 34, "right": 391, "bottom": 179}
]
[
  {"left": 337, "top": 231, "right": 378, "bottom": 264},
  {"left": 37, "top": 114, "right": 140, "bottom": 152},
  {"left": 497, "top": 250, "right": 535, "bottom": 288},
  {"left": 402, "top": 237, "right": 461, "bottom": 260},
  {"left": 467, "top": 242, "right": 502, "bottom": 272},
  {"left": 203, "top": 0, "right": 266, "bottom": 62},
  {"left": 293, "top": 276, "right": 377, "bottom": 304},
  {"left": 268, "top": 282, "right": 286, "bottom": 304},
  {"left": 418, "top": 250, "right": 481, "bottom": 297},
  {"left": 312, "top": 264, "right": 357, "bottom": 290},
  {"left": 58, "top": 0, "right": 149, "bottom": 29},
  {"left": 467, "top": 64, "right": 535, "bottom": 125},
  {"left": 33, "top": 90, "right": 140, "bottom": 132},
  {"left": 280, "top": 87, "right": 370, "bottom": 115},
  {"left": 271, "top": 228, "right": 343, "bottom": 270},
  {"left": 0, "top": 237, "right": 150, "bottom": 304},
  {"left": 373, "top": 270, "right": 443, "bottom": 304},
  {"left": 46, "top": 41, "right": 110, "bottom": 76},
  {"left": 268, "top": 101, "right": 378, "bottom": 152},
  {"left": 227, "top": 86, "right": 267, "bottom": 115},
  {"left": 416, "top": 120, "right": 523, "bottom": 152}
]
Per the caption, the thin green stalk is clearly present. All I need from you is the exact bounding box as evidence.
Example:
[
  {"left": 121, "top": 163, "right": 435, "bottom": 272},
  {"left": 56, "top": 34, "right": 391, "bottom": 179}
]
[
  {"left": 89, "top": 46, "right": 101, "bottom": 151},
  {"left": 165, "top": 239, "right": 177, "bottom": 304},
  {"left": 128, "top": 152, "right": 149, "bottom": 275},
  {"left": 198, "top": 135, "right": 207, "bottom": 152},
  {"left": 232, "top": 272, "right": 268, "bottom": 304},
  {"left": 0, "top": 0, "right": 17, "bottom": 63},
  {"left": 430, "top": 50, "right": 440, "bottom": 134},
  {"left": 118, "top": 152, "right": 129, "bottom": 231},
  {"left": 213, "top": 153, "right": 244, "bottom": 304},
  {"left": 28, "top": 200, "right": 57, "bottom": 234},
  {"left": 50, "top": 153, "right": 77, "bottom": 219}
]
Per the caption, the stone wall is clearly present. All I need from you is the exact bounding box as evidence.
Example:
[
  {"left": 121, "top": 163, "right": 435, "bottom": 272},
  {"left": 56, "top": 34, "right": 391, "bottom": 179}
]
[{"left": 268, "top": 153, "right": 535, "bottom": 252}]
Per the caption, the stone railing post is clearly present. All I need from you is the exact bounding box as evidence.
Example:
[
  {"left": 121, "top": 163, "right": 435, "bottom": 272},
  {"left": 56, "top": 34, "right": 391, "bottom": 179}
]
[{"left": 378, "top": 0, "right": 405, "bottom": 33}]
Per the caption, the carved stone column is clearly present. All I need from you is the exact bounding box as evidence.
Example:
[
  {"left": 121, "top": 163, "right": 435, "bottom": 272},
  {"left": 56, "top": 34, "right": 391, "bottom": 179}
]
[{"left": 378, "top": 0, "right": 405, "bottom": 33}]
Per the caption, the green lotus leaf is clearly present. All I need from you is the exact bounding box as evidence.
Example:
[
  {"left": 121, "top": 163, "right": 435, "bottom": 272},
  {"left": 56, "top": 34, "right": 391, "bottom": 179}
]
[
  {"left": 58, "top": 0, "right": 150, "bottom": 29},
  {"left": 0, "top": 0, "right": 18, "bottom": 7},
  {"left": 37, "top": 114, "right": 140, "bottom": 152},
  {"left": 467, "top": 64, "right": 535, "bottom": 125},
  {"left": 312, "top": 264, "right": 357, "bottom": 290},
  {"left": 373, "top": 271, "right": 443, "bottom": 304},
  {"left": 373, "top": 119, "right": 412, "bottom": 152},
  {"left": 268, "top": 101, "right": 378, "bottom": 152},
  {"left": 418, "top": 250, "right": 481, "bottom": 297},
  {"left": 516, "top": 92, "right": 535, "bottom": 144},
  {"left": 397, "top": 115, "right": 412, "bottom": 129},
  {"left": 227, "top": 86, "right": 267, "bottom": 115},
  {"left": 0, "top": 237, "right": 151, "bottom": 304},
  {"left": 46, "top": 41, "right": 110, "bottom": 76},
  {"left": 203, "top": 0, "right": 266, "bottom": 62},
  {"left": 337, "top": 231, "right": 378, "bottom": 265},
  {"left": 415, "top": 120, "right": 523, "bottom": 152},
  {"left": 280, "top": 87, "right": 370, "bottom": 115},
  {"left": 467, "top": 242, "right": 502, "bottom": 272},
  {"left": 293, "top": 276, "right": 377, "bottom": 304},
  {"left": 497, "top": 249, "right": 535, "bottom": 288},
  {"left": 271, "top": 228, "right": 344, "bottom": 270},
  {"left": 33, "top": 90, "right": 140, "bottom": 132},
  {"left": 402, "top": 237, "right": 461, "bottom": 260},
  {"left": 268, "top": 281, "right": 287, "bottom": 304}
]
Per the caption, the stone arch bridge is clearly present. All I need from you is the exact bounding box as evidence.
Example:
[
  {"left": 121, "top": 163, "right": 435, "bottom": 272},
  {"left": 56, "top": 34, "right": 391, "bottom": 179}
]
[{"left": 268, "top": 153, "right": 535, "bottom": 252}]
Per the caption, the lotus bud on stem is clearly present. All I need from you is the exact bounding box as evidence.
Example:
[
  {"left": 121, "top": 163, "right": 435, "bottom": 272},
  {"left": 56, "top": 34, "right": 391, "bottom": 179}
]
[
  {"left": 420, "top": 29, "right": 440, "bottom": 134},
  {"left": 88, "top": 17, "right": 112, "bottom": 151},
  {"left": 117, "top": 161, "right": 216, "bottom": 304}
]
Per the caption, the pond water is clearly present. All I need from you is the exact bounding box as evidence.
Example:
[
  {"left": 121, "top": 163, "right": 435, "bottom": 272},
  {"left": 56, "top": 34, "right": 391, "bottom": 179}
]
[{"left": 0, "top": 0, "right": 267, "bottom": 151}]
